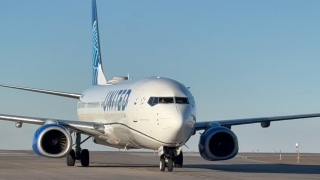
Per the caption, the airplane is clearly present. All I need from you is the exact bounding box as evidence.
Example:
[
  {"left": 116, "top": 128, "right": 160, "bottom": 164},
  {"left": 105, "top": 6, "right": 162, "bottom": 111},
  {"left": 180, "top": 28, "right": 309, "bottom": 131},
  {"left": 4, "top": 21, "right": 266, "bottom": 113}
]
[{"left": 0, "top": 0, "right": 320, "bottom": 172}]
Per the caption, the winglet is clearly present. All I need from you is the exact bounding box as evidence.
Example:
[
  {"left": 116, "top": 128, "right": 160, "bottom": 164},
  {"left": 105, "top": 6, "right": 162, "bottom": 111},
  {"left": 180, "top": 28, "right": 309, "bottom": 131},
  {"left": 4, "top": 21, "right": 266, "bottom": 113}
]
[{"left": 92, "top": 0, "right": 107, "bottom": 85}]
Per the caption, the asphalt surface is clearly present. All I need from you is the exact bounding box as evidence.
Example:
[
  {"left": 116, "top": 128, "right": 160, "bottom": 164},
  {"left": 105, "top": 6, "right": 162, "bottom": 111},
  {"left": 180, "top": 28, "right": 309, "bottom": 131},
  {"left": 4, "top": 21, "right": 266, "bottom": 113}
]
[{"left": 0, "top": 150, "right": 320, "bottom": 180}]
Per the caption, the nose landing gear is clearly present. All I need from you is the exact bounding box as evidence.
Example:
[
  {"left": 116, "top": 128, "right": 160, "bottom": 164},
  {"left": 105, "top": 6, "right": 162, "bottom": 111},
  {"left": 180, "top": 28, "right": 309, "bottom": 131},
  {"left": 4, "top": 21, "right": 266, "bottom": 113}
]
[
  {"left": 159, "top": 155, "right": 174, "bottom": 172},
  {"left": 158, "top": 146, "right": 183, "bottom": 172}
]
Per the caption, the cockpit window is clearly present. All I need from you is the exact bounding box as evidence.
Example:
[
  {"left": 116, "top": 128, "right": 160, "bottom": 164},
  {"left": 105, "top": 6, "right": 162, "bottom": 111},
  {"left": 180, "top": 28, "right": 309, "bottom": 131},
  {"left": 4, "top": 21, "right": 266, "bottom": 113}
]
[
  {"left": 159, "top": 97, "right": 174, "bottom": 103},
  {"left": 148, "top": 96, "right": 189, "bottom": 106},
  {"left": 148, "top": 97, "right": 158, "bottom": 106},
  {"left": 175, "top": 97, "right": 189, "bottom": 104}
]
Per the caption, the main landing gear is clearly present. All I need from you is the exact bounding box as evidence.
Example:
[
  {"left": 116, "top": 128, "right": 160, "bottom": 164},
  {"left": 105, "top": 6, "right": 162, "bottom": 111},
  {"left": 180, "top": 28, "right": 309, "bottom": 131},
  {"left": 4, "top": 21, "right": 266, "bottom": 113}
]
[
  {"left": 66, "top": 132, "right": 91, "bottom": 167},
  {"left": 158, "top": 146, "right": 183, "bottom": 172}
]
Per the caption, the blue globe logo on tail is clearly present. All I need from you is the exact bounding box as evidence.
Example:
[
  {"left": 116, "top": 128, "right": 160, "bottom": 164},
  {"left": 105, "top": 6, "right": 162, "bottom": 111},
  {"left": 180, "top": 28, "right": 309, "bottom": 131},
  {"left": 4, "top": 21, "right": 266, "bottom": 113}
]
[{"left": 92, "top": 20, "right": 99, "bottom": 85}]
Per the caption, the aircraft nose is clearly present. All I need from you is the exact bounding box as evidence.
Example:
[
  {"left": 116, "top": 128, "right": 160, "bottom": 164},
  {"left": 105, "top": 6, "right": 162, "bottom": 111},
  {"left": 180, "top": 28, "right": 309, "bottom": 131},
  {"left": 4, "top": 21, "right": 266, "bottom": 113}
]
[
  {"left": 164, "top": 115, "right": 184, "bottom": 144},
  {"left": 163, "top": 105, "right": 194, "bottom": 145},
  {"left": 171, "top": 115, "right": 184, "bottom": 133}
]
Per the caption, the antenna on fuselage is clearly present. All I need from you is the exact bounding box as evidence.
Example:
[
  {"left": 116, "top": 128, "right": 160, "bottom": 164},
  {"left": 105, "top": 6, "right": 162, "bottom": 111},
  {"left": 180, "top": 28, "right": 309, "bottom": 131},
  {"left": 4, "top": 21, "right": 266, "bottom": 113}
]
[{"left": 127, "top": 73, "right": 133, "bottom": 80}]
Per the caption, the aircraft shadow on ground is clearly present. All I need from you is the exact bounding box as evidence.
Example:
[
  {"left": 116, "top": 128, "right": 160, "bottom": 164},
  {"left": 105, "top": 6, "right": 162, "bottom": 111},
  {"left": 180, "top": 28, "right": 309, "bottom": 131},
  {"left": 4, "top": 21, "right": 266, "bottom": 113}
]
[
  {"left": 84, "top": 162, "right": 320, "bottom": 174},
  {"left": 183, "top": 164, "right": 320, "bottom": 175},
  {"left": 83, "top": 163, "right": 158, "bottom": 168},
  {"left": 86, "top": 162, "right": 320, "bottom": 174}
]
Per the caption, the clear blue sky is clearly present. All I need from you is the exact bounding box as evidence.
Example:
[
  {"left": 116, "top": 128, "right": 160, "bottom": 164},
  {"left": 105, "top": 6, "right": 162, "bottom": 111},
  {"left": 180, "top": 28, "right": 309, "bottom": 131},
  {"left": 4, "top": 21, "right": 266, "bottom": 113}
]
[{"left": 1, "top": 0, "right": 320, "bottom": 153}]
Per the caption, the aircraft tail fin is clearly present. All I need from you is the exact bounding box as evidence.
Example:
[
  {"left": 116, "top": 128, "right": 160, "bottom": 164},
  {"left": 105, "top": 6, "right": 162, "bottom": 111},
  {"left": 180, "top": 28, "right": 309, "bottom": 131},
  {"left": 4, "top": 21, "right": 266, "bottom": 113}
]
[{"left": 92, "top": 0, "right": 107, "bottom": 85}]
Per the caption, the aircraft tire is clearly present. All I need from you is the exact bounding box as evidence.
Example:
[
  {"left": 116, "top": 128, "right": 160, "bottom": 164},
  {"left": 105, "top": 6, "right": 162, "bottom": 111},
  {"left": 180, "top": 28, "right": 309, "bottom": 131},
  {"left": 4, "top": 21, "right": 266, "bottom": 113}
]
[
  {"left": 80, "top": 149, "right": 90, "bottom": 167},
  {"left": 167, "top": 159, "right": 173, "bottom": 172},
  {"left": 160, "top": 157, "right": 165, "bottom": 172},
  {"left": 66, "top": 149, "right": 76, "bottom": 166}
]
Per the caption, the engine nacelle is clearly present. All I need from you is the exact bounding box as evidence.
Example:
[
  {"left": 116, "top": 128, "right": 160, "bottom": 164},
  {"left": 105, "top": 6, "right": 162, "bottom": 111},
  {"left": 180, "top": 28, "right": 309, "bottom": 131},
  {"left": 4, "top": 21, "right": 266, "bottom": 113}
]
[
  {"left": 32, "top": 124, "right": 72, "bottom": 158},
  {"left": 198, "top": 126, "right": 239, "bottom": 161}
]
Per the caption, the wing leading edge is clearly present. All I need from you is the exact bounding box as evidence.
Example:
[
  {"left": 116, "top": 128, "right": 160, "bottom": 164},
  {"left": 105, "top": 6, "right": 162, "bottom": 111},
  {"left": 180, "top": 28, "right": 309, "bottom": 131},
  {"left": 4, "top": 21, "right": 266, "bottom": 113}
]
[
  {"left": 0, "top": 84, "right": 81, "bottom": 99},
  {"left": 0, "top": 114, "right": 104, "bottom": 136},
  {"left": 194, "top": 113, "right": 320, "bottom": 131}
]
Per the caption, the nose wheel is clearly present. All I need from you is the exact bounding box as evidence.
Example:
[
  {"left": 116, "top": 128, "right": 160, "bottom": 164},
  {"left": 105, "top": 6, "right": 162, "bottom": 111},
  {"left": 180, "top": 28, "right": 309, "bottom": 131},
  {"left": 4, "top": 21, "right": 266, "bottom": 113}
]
[
  {"left": 167, "top": 159, "right": 173, "bottom": 171},
  {"left": 159, "top": 146, "right": 183, "bottom": 172},
  {"left": 159, "top": 156, "right": 174, "bottom": 172},
  {"left": 160, "top": 156, "right": 165, "bottom": 171}
]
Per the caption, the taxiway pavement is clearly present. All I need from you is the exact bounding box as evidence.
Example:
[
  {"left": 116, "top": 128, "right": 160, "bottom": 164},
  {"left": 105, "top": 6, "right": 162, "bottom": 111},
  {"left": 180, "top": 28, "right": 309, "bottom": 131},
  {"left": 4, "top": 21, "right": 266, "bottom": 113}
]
[{"left": 0, "top": 150, "right": 319, "bottom": 180}]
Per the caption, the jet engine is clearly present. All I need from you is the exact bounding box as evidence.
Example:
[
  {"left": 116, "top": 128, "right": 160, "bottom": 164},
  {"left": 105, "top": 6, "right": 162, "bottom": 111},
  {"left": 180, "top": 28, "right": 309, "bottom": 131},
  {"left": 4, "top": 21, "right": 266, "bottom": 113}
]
[
  {"left": 32, "top": 124, "right": 72, "bottom": 158},
  {"left": 198, "top": 126, "right": 239, "bottom": 161}
]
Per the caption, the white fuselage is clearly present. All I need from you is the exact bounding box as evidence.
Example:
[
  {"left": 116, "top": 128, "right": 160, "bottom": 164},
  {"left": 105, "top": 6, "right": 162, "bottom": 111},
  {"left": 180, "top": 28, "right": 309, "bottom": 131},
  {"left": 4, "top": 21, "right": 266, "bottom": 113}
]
[{"left": 76, "top": 76, "right": 196, "bottom": 150}]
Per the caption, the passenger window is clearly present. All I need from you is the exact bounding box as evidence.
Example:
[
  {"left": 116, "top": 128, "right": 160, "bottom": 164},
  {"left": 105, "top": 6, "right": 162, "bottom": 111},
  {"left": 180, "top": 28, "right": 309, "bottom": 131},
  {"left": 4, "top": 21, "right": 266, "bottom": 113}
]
[
  {"left": 159, "top": 97, "right": 174, "bottom": 103},
  {"left": 175, "top": 97, "right": 189, "bottom": 104}
]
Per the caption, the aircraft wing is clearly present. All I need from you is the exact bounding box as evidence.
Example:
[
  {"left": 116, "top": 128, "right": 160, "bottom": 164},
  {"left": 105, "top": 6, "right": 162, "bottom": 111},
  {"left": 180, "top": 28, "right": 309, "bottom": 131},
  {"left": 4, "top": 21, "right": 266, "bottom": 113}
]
[
  {"left": 194, "top": 113, "right": 320, "bottom": 131},
  {"left": 0, "top": 114, "right": 105, "bottom": 136},
  {"left": 0, "top": 84, "right": 81, "bottom": 99}
]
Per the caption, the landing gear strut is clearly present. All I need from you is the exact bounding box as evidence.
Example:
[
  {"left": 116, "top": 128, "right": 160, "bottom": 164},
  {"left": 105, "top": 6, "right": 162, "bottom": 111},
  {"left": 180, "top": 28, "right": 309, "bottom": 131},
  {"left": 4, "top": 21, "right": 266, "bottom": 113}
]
[
  {"left": 158, "top": 146, "right": 183, "bottom": 172},
  {"left": 66, "top": 132, "right": 91, "bottom": 167}
]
